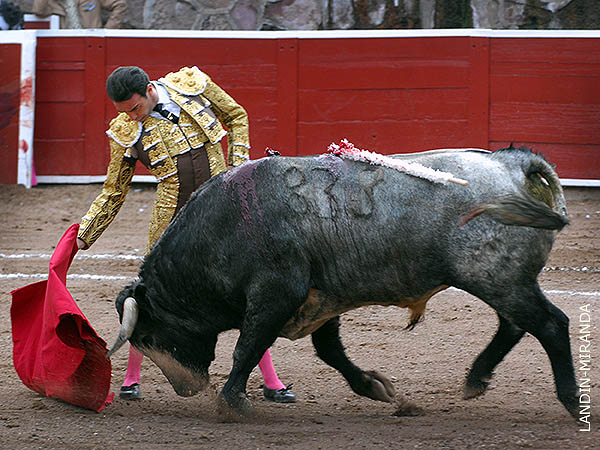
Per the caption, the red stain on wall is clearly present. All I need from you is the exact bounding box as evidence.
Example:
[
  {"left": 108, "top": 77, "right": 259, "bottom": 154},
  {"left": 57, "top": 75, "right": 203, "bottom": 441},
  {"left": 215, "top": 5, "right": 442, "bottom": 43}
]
[
  {"left": 20, "top": 139, "right": 29, "bottom": 152},
  {"left": 20, "top": 76, "right": 33, "bottom": 107}
]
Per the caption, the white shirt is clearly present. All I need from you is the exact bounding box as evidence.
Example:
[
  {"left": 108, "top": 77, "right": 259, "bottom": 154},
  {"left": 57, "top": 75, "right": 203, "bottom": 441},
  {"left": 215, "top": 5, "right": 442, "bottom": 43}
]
[{"left": 149, "top": 82, "right": 181, "bottom": 121}]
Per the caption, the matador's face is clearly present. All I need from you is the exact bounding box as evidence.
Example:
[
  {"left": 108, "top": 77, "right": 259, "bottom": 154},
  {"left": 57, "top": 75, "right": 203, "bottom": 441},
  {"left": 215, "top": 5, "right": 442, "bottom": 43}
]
[{"left": 113, "top": 83, "right": 158, "bottom": 122}]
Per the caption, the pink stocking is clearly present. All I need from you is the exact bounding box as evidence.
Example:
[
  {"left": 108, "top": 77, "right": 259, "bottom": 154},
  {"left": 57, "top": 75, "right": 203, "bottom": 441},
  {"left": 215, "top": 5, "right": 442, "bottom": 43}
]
[
  {"left": 258, "top": 348, "right": 285, "bottom": 390},
  {"left": 122, "top": 344, "right": 143, "bottom": 387}
]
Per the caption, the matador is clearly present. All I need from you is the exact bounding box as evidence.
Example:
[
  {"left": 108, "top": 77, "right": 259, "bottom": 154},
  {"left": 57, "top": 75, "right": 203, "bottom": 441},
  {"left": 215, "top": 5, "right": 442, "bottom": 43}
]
[{"left": 77, "top": 66, "right": 250, "bottom": 252}]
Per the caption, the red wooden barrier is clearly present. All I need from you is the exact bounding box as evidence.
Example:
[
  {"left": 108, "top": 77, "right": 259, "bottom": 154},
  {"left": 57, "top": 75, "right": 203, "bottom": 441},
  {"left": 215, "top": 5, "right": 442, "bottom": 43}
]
[
  {"left": 3, "top": 30, "right": 599, "bottom": 186},
  {"left": 0, "top": 31, "right": 36, "bottom": 187},
  {"left": 0, "top": 44, "right": 21, "bottom": 185},
  {"left": 489, "top": 37, "right": 600, "bottom": 181}
]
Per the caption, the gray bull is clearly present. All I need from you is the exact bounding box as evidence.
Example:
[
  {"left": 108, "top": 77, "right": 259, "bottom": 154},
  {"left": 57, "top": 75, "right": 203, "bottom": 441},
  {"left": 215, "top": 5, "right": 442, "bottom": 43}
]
[{"left": 108, "top": 146, "right": 577, "bottom": 418}]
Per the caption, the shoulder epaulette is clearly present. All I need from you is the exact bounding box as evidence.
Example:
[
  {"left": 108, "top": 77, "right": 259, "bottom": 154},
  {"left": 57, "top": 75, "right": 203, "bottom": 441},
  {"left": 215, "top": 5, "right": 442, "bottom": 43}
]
[
  {"left": 105, "top": 113, "right": 142, "bottom": 148},
  {"left": 159, "top": 66, "right": 208, "bottom": 96}
]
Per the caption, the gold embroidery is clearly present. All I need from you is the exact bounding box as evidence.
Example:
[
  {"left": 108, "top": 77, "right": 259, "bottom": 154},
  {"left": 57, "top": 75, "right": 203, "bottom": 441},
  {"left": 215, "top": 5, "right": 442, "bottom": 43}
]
[
  {"left": 205, "top": 141, "right": 227, "bottom": 177},
  {"left": 106, "top": 113, "right": 142, "bottom": 147},
  {"left": 230, "top": 146, "right": 250, "bottom": 167},
  {"left": 78, "top": 140, "right": 135, "bottom": 247},
  {"left": 159, "top": 66, "right": 207, "bottom": 96},
  {"left": 166, "top": 86, "right": 227, "bottom": 145},
  {"left": 147, "top": 175, "right": 180, "bottom": 253},
  {"left": 152, "top": 158, "right": 177, "bottom": 181},
  {"left": 198, "top": 111, "right": 215, "bottom": 128}
]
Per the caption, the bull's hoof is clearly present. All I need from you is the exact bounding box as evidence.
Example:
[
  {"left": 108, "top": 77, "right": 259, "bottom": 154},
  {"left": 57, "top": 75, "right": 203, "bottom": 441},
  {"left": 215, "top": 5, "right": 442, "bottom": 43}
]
[
  {"left": 363, "top": 370, "right": 396, "bottom": 403},
  {"left": 392, "top": 398, "right": 423, "bottom": 417},
  {"left": 559, "top": 393, "right": 580, "bottom": 422},
  {"left": 463, "top": 378, "right": 491, "bottom": 400},
  {"left": 217, "top": 392, "right": 253, "bottom": 418}
]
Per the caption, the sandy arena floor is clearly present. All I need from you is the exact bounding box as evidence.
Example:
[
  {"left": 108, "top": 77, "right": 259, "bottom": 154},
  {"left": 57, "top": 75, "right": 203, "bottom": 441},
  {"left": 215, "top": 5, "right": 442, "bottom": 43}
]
[{"left": 0, "top": 183, "right": 598, "bottom": 449}]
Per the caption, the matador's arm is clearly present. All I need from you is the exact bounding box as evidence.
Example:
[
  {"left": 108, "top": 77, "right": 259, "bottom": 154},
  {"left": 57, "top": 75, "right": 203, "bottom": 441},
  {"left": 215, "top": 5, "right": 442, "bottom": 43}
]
[
  {"left": 77, "top": 139, "right": 135, "bottom": 248},
  {"left": 202, "top": 76, "right": 250, "bottom": 167}
]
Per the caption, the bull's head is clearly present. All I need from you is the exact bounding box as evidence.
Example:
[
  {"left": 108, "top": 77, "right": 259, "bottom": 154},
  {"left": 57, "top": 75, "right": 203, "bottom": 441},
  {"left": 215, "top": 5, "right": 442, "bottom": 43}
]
[{"left": 107, "top": 280, "right": 212, "bottom": 397}]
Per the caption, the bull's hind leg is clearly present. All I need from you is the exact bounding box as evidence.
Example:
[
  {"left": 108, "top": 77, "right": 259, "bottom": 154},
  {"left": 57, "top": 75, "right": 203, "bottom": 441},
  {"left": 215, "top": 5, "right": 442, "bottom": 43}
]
[
  {"left": 464, "top": 314, "right": 525, "bottom": 399},
  {"left": 472, "top": 284, "right": 578, "bottom": 418},
  {"left": 312, "top": 317, "right": 422, "bottom": 415},
  {"left": 312, "top": 317, "right": 394, "bottom": 401}
]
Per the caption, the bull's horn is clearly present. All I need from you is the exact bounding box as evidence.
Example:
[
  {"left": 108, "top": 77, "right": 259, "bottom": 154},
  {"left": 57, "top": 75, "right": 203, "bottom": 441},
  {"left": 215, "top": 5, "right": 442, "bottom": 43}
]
[{"left": 106, "top": 297, "right": 138, "bottom": 359}]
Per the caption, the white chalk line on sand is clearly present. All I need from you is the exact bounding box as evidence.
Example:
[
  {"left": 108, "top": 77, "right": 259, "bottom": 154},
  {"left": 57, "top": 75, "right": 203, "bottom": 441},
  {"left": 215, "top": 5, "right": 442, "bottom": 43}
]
[
  {"left": 1, "top": 277, "right": 598, "bottom": 297},
  {"left": 0, "top": 252, "right": 143, "bottom": 261},
  {"left": 1, "top": 252, "right": 598, "bottom": 296},
  {"left": 2, "top": 252, "right": 599, "bottom": 272},
  {"left": 2, "top": 273, "right": 133, "bottom": 281}
]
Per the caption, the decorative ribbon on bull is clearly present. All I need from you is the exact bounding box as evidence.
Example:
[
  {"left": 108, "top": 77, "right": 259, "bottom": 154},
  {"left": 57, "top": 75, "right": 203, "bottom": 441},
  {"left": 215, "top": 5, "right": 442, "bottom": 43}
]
[{"left": 327, "top": 139, "right": 469, "bottom": 186}]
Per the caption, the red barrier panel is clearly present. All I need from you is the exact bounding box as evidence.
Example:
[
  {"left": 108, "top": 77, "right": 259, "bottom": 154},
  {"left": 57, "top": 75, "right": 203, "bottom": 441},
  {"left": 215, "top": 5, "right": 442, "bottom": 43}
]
[
  {"left": 0, "top": 44, "right": 21, "bottom": 185},
  {"left": 488, "top": 37, "right": 600, "bottom": 181}
]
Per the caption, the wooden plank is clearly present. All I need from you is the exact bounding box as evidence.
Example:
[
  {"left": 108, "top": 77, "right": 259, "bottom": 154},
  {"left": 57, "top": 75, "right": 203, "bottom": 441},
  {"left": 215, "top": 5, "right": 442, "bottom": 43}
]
[
  {"left": 297, "top": 88, "right": 468, "bottom": 122},
  {"left": 0, "top": 44, "right": 21, "bottom": 184},
  {"left": 36, "top": 37, "right": 86, "bottom": 61},
  {"left": 34, "top": 140, "right": 85, "bottom": 175},
  {"left": 276, "top": 38, "right": 298, "bottom": 156},
  {"left": 491, "top": 75, "right": 600, "bottom": 104},
  {"left": 491, "top": 38, "right": 600, "bottom": 63},
  {"left": 236, "top": 89, "right": 277, "bottom": 121},
  {"left": 249, "top": 120, "right": 277, "bottom": 158},
  {"left": 104, "top": 38, "right": 277, "bottom": 66},
  {"left": 35, "top": 69, "right": 85, "bottom": 102},
  {"left": 297, "top": 120, "right": 470, "bottom": 156},
  {"left": 37, "top": 61, "right": 86, "bottom": 71},
  {"left": 84, "top": 36, "right": 108, "bottom": 175},
  {"left": 298, "top": 60, "right": 469, "bottom": 90},
  {"left": 201, "top": 64, "right": 277, "bottom": 89},
  {"left": 490, "top": 141, "right": 600, "bottom": 179},
  {"left": 489, "top": 102, "right": 600, "bottom": 145},
  {"left": 299, "top": 37, "right": 471, "bottom": 61},
  {"left": 28, "top": 34, "right": 600, "bottom": 183},
  {"left": 468, "top": 36, "right": 490, "bottom": 149},
  {"left": 34, "top": 103, "right": 85, "bottom": 139},
  {"left": 491, "top": 61, "right": 600, "bottom": 77}
]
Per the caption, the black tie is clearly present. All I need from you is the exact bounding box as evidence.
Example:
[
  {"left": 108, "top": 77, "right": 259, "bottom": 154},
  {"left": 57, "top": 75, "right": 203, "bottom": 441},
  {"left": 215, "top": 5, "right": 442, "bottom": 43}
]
[{"left": 153, "top": 103, "right": 178, "bottom": 124}]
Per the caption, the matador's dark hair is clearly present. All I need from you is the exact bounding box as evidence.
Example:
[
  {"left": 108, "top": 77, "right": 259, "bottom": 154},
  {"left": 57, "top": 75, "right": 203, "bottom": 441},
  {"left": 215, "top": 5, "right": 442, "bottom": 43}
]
[{"left": 106, "top": 66, "right": 150, "bottom": 102}]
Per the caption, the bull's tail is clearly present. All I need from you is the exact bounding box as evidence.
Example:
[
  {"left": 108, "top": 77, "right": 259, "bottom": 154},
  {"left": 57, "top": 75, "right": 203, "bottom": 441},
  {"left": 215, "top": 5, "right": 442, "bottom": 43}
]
[
  {"left": 459, "top": 193, "right": 569, "bottom": 230},
  {"left": 461, "top": 148, "right": 570, "bottom": 231}
]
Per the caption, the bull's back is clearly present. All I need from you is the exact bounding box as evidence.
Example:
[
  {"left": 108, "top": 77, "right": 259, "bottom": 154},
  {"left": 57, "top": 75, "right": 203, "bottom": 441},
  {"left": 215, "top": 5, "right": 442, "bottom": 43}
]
[
  {"left": 240, "top": 153, "right": 544, "bottom": 295},
  {"left": 162, "top": 150, "right": 556, "bottom": 301}
]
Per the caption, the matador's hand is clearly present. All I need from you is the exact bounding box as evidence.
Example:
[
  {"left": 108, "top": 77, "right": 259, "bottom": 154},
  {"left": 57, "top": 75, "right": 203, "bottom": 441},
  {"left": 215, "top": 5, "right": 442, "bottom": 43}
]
[{"left": 77, "top": 238, "right": 88, "bottom": 250}]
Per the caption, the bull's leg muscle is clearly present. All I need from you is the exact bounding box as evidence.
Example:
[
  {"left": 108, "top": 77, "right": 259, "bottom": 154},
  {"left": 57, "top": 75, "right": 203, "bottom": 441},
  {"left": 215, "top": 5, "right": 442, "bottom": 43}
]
[
  {"left": 470, "top": 283, "right": 578, "bottom": 419},
  {"left": 220, "top": 277, "right": 309, "bottom": 412},
  {"left": 464, "top": 314, "right": 525, "bottom": 399},
  {"left": 311, "top": 317, "right": 395, "bottom": 403},
  {"left": 532, "top": 301, "right": 578, "bottom": 419}
]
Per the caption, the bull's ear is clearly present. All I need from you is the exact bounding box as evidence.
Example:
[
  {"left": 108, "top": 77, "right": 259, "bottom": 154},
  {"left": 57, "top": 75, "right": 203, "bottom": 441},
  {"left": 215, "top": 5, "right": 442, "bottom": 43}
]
[{"left": 134, "top": 282, "right": 146, "bottom": 302}]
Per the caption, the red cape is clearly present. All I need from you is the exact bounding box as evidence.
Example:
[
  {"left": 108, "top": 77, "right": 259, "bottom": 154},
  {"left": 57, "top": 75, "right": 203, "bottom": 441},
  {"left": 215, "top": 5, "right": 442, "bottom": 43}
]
[{"left": 10, "top": 224, "right": 114, "bottom": 412}]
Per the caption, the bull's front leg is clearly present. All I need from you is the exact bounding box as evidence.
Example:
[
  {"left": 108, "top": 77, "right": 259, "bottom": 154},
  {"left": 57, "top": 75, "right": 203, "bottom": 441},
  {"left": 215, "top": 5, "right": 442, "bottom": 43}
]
[
  {"left": 311, "top": 317, "right": 422, "bottom": 416},
  {"left": 219, "top": 329, "right": 276, "bottom": 414},
  {"left": 219, "top": 278, "right": 309, "bottom": 414}
]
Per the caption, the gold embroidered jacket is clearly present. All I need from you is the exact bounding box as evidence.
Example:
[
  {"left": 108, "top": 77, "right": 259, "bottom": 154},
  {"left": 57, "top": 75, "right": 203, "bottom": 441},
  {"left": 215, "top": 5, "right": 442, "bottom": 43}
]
[{"left": 78, "top": 66, "right": 250, "bottom": 249}]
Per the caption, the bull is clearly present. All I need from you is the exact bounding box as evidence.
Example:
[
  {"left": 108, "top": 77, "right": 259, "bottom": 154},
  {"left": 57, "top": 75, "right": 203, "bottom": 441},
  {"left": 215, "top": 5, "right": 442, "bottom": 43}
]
[{"left": 107, "top": 146, "right": 578, "bottom": 418}]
